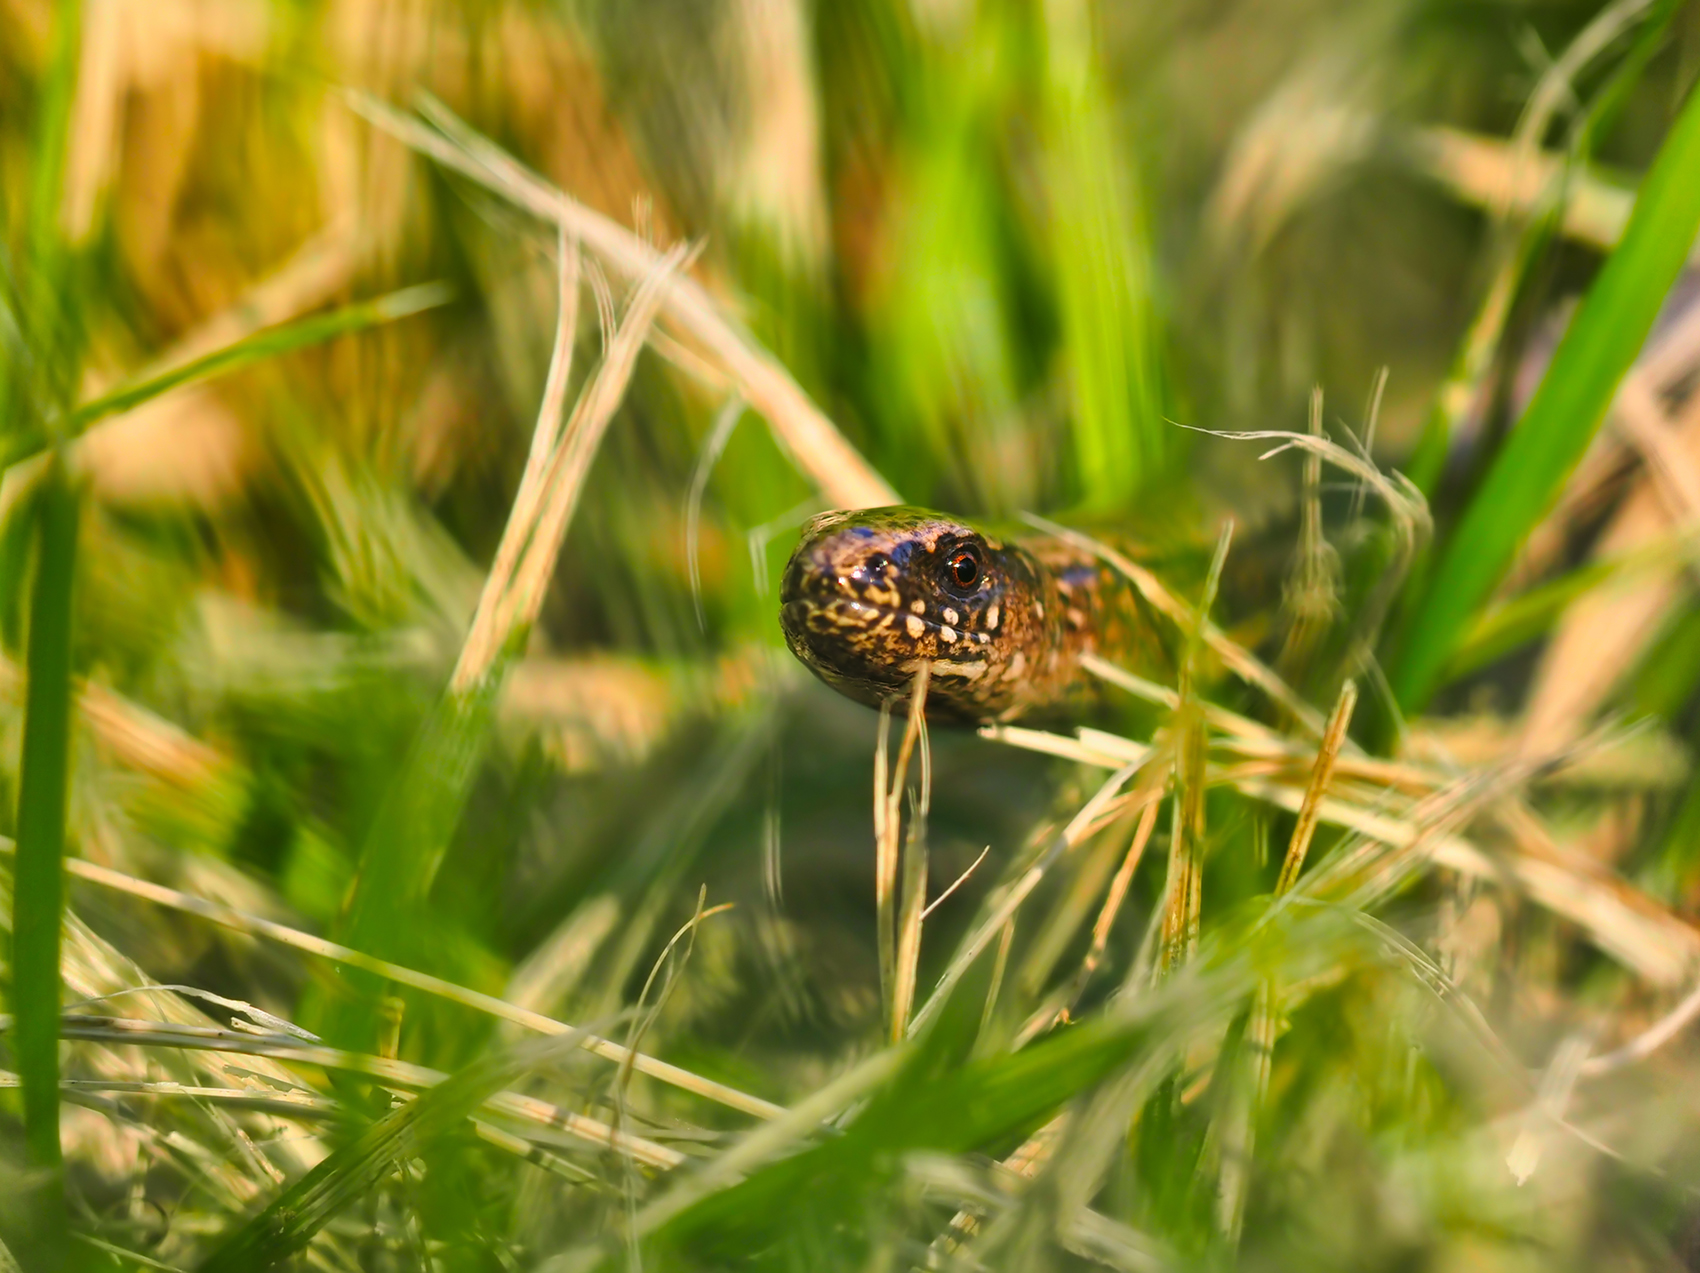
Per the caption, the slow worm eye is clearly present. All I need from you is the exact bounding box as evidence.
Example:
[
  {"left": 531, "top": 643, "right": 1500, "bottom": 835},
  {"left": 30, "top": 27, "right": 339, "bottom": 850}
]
[{"left": 948, "top": 550, "right": 980, "bottom": 589}]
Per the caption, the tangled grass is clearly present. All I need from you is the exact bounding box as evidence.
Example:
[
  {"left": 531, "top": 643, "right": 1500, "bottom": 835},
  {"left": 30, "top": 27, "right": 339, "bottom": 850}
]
[{"left": 2, "top": 2, "right": 1700, "bottom": 1270}]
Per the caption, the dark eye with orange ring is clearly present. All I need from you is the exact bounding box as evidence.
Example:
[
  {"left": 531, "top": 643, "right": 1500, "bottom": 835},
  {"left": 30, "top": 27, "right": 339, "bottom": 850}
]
[{"left": 947, "top": 549, "right": 981, "bottom": 589}]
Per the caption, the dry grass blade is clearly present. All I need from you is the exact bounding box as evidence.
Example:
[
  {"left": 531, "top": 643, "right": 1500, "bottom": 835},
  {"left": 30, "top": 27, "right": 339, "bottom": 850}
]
[
  {"left": 1258, "top": 775, "right": 1700, "bottom": 984},
  {"left": 922, "top": 1117, "right": 1074, "bottom": 1265},
  {"left": 1407, "top": 126, "right": 1636, "bottom": 252},
  {"left": 42, "top": 1016, "right": 685, "bottom": 1171},
  {"left": 452, "top": 222, "right": 581, "bottom": 691},
  {"left": 1158, "top": 525, "right": 1231, "bottom": 979},
  {"left": 1247, "top": 731, "right": 1700, "bottom": 989},
  {"left": 338, "top": 233, "right": 686, "bottom": 940},
  {"left": 908, "top": 1149, "right": 1173, "bottom": 1272},
  {"left": 0, "top": 867, "right": 327, "bottom": 1188},
  {"left": 1219, "top": 680, "right": 1358, "bottom": 1242},
  {"left": 1014, "top": 785, "right": 1166, "bottom": 1049},
  {"left": 459, "top": 237, "right": 691, "bottom": 693},
  {"left": 347, "top": 91, "right": 899, "bottom": 510},
  {"left": 0, "top": 1074, "right": 336, "bottom": 1120},
  {"left": 32, "top": 846, "right": 782, "bottom": 1119},
  {"left": 195, "top": 1019, "right": 655, "bottom": 1272},
  {"left": 0, "top": 219, "right": 364, "bottom": 519},
  {"left": 1582, "top": 976, "right": 1700, "bottom": 1076},
  {"left": 615, "top": 889, "right": 724, "bottom": 1258},
  {"left": 1274, "top": 681, "right": 1358, "bottom": 893},
  {"left": 686, "top": 394, "right": 747, "bottom": 628},
  {"left": 875, "top": 665, "right": 931, "bottom": 1042},
  {"left": 1081, "top": 654, "right": 1279, "bottom": 746},
  {"left": 41, "top": 1066, "right": 594, "bottom": 1190},
  {"left": 500, "top": 239, "right": 700, "bottom": 637},
  {"left": 1278, "top": 388, "right": 1344, "bottom": 679},
  {"left": 1088, "top": 801, "right": 1163, "bottom": 987},
  {"left": 1505, "top": 0, "right": 1656, "bottom": 193},
  {"left": 1520, "top": 384, "right": 1700, "bottom": 749},
  {"left": 874, "top": 702, "right": 896, "bottom": 1020},
  {"left": 1615, "top": 381, "right": 1700, "bottom": 522},
  {"left": 619, "top": 892, "right": 731, "bottom": 1096},
  {"left": 1172, "top": 427, "right": 1431, "bottom": 559},
  {"left": 1214, "top": 976, "right": 1273, "bottom": 1246},
  {"left": 1022, "top": 512, "right": 1328, "bottom": 735},
  {"left": 979, "top": 721, "right": 1145, "bottom": 768},
  {"left": 892, "top": 672, "right": 933, "bottom": 1042},
  {"left": 1512, "top": 284, "right": 1700, "bottom": 589},
  {"left": 980, "top": 709, "right": 1700, "bottom": 995},
  {"left": 1505, "top": 1031, "right": 1593, "bottom": 1184},
  {"left": 1074, "top": 796, "right": 1164, "bottom": 1016},
  {"left": 1405, "top": 0, "right": 1670, "bottom": 492},
  {"left": 922, "top": 846, "right": 991, "bottom": 921},
  {"left": 1155, "top": 771, "right": 1200, "bottom": 980},
  {"left": 592, "top": 1046, "right": 912, "bottom": 1260},
  {"left": 909, "top": 755, "right": 1151, "bottom": 1035}
]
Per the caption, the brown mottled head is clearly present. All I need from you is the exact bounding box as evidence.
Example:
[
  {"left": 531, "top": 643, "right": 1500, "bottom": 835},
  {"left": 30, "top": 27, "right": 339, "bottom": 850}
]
[{"left": 779, "top": 506, "right": 1081, "bottom": 723}]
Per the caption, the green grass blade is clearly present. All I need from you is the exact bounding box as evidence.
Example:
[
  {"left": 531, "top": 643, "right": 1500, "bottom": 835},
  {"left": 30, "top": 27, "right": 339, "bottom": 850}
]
[
  {"left": 17, "top": 0, "right": 82, "bottom": 419},
  {"left": 1391, "top": 79, "right": 1700, "bottom": 711},
  {"left": 197, "top": 1023, "right": 600, "bottom": 1273},
  {"left": 1404, "top": 0, "right": 1680, "bottom": 497},
  {"left": 638, "top": 938, "right": 1279, "bottom": 1265},
  {"left": 1440, "top": 535, "right": 1689, "bottom": 681},
  {"left": 64, "top": 282, "right": 452, "bottom": 433},
  {"left": 1629, "top": 606, "right": 1700, "bottom": 722},
  {"left": 1042, "top": 5, "right": 1170, "bottom": 508},
  {"left": 24, "top": 1, "right": 79, "bottom": 267},
  {"left": 331, "top": 679, "right": 500, "bottom": 975},
  {"left": 9, "top": 458, "right": 79, "bottom": 1251}
]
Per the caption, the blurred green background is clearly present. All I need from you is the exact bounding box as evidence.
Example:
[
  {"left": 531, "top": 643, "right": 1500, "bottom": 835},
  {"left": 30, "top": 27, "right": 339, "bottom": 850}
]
[{"left": 3, "top": 0, "right": 1700, "bottom": 1268}]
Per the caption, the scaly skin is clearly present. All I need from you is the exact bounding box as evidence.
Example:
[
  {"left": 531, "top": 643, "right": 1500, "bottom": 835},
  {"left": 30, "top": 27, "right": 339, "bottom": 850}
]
[{"left": 779, "top": 506, "right": 1150, "bottom": 724}]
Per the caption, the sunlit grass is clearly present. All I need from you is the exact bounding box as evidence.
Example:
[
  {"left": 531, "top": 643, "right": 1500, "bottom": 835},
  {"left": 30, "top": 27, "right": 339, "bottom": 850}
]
[{"left": 0, "top": 1, "right": 1698, "bottom": 1270}]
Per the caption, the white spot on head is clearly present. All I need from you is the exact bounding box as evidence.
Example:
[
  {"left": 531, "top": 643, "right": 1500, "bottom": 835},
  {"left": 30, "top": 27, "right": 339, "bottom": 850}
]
[
  {"left": 910, "top": 599, "right": 926, "bottom": 614},
  {"left": 905, "top": 614, "right": 925, "bottom": 639},
  {"left": 942, "top": 607, "right": 959, "bottom": 626},
  {"left": 985, "top": 605, "right": 999, "bottom": 630},
  {"left": 977, "top": 632, "right": 989, "bottom": 643},
  {"left": 1033, "top": 602, "right": 1044, "bottom": 620},
  {"left": 1006, "top": 651, "right": 1026, "bottom": 681},
  {"left": 940, "top": 626, "right": 957, "bottom": 643}
]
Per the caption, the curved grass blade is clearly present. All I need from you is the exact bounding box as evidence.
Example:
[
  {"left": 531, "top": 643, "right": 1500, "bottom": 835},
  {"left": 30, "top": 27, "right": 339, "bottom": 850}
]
[
  {"left": 9, "top": 458, "right": 79, "bottom": 1253},
  {"left": 1403, "top": 0, "right": 1681, "bottom": 496},
  {"left": 1441, "top": 533, "right": 1694, "bottom": 681},
  {"left": 1392, "top": 78, "right": 1700, "bottom": 711},
  {"left": 329, "top": 240, "right": 683, "bottom": 1051},
  {"left": 196, "top": 1021, "right": 605, "bottom": 1273},
  {"left": 625, "top": 925, "right": 1358, "bottom": 1269},
  {"left": 66, "top": 281, "right": 452, "bottom": 432}
]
